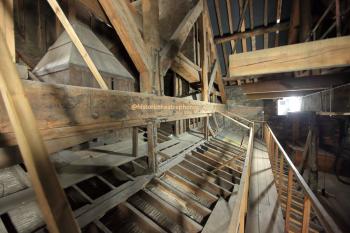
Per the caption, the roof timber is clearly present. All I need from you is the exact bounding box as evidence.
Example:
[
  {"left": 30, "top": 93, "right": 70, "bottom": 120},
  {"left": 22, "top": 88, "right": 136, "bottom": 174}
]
[
  {"left": 229, "top": 36, "right": 350, "bottom": 78},
  {"left": 160, "top": 0, "right": 204, "bottom": 77},
  {"left": 239, "top": 73, "right": 350, "bottom": 94},
  {"left": 214, "top": 22, "right": 290, "bottom": 44}
]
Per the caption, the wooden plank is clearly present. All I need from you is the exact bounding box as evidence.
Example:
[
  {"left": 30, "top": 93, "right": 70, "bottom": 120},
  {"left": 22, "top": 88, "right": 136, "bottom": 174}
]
[
  {"left": 0, "top": 80, "right": 225, "bottom": 147},
  {"left": 240, "top": 73, "right": 350, "bottom": 93},
  {"left": 215, "top": 22, "right": 290, "bottom": 44},
  {"left": 0, "top": 0, "right": 15, "bottom": 62},
  {"left": 249, "top": 0, "right": 256, "bottom": 51},
  {"left": 47, "top": 0, "right": 109, "bottom": 90},
  {"left": 226, "top": 0, "right": 236, "bottom": 50},
  {"left": 0, "top": 32, "right": 80, "bottom": 233},
  {"left": 98, "top": 0, "right": 151, "bottom": 91},
  {"left": 160, "top": 0, "right": 203, "bottom": 76},
  {"left": 229, "top": 36, "right": 350, "bottom": 78}
]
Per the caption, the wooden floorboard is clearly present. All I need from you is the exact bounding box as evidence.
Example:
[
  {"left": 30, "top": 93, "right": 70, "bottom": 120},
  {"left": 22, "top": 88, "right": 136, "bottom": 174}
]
[{"left": 246, "top": 142, "right": 284, "bottom": 233}]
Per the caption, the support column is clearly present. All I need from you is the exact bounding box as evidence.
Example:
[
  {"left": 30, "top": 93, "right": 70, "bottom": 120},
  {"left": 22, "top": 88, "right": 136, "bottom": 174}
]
[
  {"left": 0, "top": 0, "right": 15, "bottom": 62},
  {"left": 147, "top": 122, "right": 158, "bottom": 173},
  {"left": 132, "top": 127, "right": 138, "bottom": 157}
]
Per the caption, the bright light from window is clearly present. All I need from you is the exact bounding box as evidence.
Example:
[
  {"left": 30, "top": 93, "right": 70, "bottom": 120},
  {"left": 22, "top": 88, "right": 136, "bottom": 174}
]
[{"left": 278, "top": 97, "right": 302, "bottom": 115}]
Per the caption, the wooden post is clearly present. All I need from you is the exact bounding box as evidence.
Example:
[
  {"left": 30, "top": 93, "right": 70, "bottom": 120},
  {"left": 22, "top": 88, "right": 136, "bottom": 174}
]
[
  {"left": 0, "top": 0, "right": 15, "bottom": 62},
  {"left": 302, "top": 196, "right": 311, "bottom": 233},
  {"left": 46, "top": 0, "right": 109, "bottom": 90},
  {"left": 204, "top": 116, "right": 209, "bottom": 140},
  {"left": 132, "top": 127, "right": 138, "bottom": 157},
  {"left": 142, "top": 0, "right": 161, "bottom": 95},
  {"left": 0, "top": 32, "right": 80, "bottom": 233},
  {"left": 278, "top": 155, "right": 284, "bottom": 198},
  {"left": 285, "top": 168, "right": 294, "bottom": 232},
  {"left": 199, "top": 10, "right": 208, "bottom": 102},
  {"left": 147, "top": 122, "right": 158, "bottom": 173}
]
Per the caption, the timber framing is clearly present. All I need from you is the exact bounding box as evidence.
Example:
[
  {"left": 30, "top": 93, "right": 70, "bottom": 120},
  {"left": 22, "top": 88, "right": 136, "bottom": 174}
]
[
  {"left": 215, "top": 21, "right": 290, "bottom": 44},
  {"left": 0, "top": 80, "right": 225, "bottom": 147},
  {"left": 229, "top": 36, "right": 350, "bottom": 78},
  {"left": 239, "top": 73, "right": 350, "bottom": 94}
]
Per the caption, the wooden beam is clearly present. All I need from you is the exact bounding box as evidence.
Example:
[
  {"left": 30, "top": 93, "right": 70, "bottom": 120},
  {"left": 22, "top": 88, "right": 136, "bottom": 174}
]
[
  {"left": 147, "top": 122, "right": 157, "bottom": 173},
  {"left": 264, "top": 0, "right": 269, "bottom": 49},
  {"left": 300, "top": 0, "right": 312, "bottom": 41},
  {"left": 199, "top": 11, "right": 208, "bottom": 102},
  {"left": 98, "top": 0, "right": 151, "bottom": 90},
  {"left": 240, "top": 73, "right": 350, "bottom": 94},
  {"left": 288, "top": 0, "right": 300, "bottom": 44},
  {"left": 274, "top": 0, "right": 282, "bottom": 47},
  {"left": 215, "top": 22, "right": 290, "bottom": 44},
  {"left": 245, "top": 90, "right": 316, "bottom": 100},
  {"left": 171, "top": 54, "right": 200, "bottom": 83},
  {"left": 142, "top": 0, "right": 161, "bottom": 95},
  {"left": 0, "top": 0, "right": 15, "bottom": 62},
  {"left": 160, "top": 0, "right": 203, "bottom": 76},
  {"left": 201, "top": 3, "right": 226, "bottom": 103},
  {"left": 249, "top": 0, "right": 256, "bottom": 51},
  {"left": 226, "top": 0, "right": 236, "bottom": 50},
  {"left": 236, "top": 0, "right": 249, "bottom": 53},
  {"left": 47, "top": 0, "right": 109, "bottom": 90},
  {"left": 0, "top": 80, "right": 225, "bottom": 147},
  {"left": 214, "top": 0, "right": 229, "bottom": 70},
  {"left": 229, "top": 36, "right": 350, "bottom": 78},
  {"left": 132, "top": 127, "right": 138, "bottom": 157},
  {"left": 0, "top": 32, "right": 80, "bottom": 233},
  {"left": 208, "top": 60, "right": 219, "bottom": 95}
]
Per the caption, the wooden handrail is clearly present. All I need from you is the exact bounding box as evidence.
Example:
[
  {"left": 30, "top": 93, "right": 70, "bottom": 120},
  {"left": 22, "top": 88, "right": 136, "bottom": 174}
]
[
  {"left": 218, "top": 112, "right": 250, "bottom": 130},
  {"left": 227, "top": 124, "right": 254, "bottom": 233},
  {"left": 264, "top": 124, "right": 342, "bottom": 233}
]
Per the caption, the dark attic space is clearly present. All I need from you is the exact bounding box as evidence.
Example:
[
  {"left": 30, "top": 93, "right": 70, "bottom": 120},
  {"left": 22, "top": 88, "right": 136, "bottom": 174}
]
[{"left": 0, "top": 0, "right": 349, "bottom": 233}]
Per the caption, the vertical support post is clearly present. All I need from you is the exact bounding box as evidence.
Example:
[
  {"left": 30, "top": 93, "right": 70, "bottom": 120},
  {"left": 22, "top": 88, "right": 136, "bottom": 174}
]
[
  {"left": 302, "top": 196, "right": 311, "bottom": 233},
  {"left": 132, "top": 127, "right": 138, "bottom": 157},
  {"left": 285, "top": 168, "right": 294, "bottom": 232},
  {"left": 147, "top": 122, "right": 158, "bottom": 173},
  {"left": 199, "top": 7, "right": 208, "bottom": 102},
  {"left": 335, "top": 0, "right": 341, "bottom": 37},
  {"left": 0, "top": 0, "right": 15, "bottom": 62},
  {"left": 142, "top": 0, "right": 161, "bottom": 95},
  {"left": 0, "top": 32, "right": 80, "bottom": 233},
  {"left": 204, "top": 116, "right": 209, "bottom": 140},
  {"left": 278, "top": 155, "right": 284, "bottom": 198}
]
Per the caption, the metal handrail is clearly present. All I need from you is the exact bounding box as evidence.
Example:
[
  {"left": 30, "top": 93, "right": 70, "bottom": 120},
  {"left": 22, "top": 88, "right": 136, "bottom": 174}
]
[{"left": 264, "top": 124, "right": 342, "bottom": 233}]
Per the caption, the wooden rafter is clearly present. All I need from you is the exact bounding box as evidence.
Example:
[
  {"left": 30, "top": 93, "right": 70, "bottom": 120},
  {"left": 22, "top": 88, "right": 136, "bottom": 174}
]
[
  {"left": 160, "top": 0, "right": 203, "bottom": 77},
  {"left": 47, "top": 0, "right": 109, "bottom": 90},
  {"left": 275, "top": 0, "right": 283, "bottom": 47},
  {"left": 98, "top": 0, "right": 151, "bottom": 91},
  {"left": 240, "top": 73, "right": 350, "bottom": 94},
  {"left": 0, "top": 32, "right": 80, "bottom": 233},
  {"left": 0, "top": 0, "right": 15, "bottom": 62},
  {"left": 214, "top": 0, "right": 229, "bottom": 72},
  {"left": 264, "top": 0, "right": 269, "bottom": 48},
  {"left": 249, "top": 0, "right": 256, "bottom": 51},
  {"left": 215, "top": 22, "right": 290, "bottom": 44},
  {"left": 229, "top": 36, "right": 350, "bottom": 78},
  {"left": 226, "top": 0, "right": 235, "bottom": 50},
  {"left": 288, "top": 0, "right": 300, "bottom": 44},
  {"left": 199, "top": 10, "right": 209, "bottom": 102}
]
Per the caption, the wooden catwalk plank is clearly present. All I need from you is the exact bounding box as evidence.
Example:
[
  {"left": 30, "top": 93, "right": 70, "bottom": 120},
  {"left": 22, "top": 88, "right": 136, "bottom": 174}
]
[{"left": 246, "top": 142, "right": 284, "bottom": 233}]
